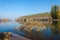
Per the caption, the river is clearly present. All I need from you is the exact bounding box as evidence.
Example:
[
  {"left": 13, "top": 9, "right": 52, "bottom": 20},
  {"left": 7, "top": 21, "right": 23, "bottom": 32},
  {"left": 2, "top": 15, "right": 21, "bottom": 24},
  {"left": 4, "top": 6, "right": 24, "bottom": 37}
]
[
  {"left": 0, "top": 22, "right": 60, "bottom": 40},
  {"left": 0, "top": 22, "right": 52, "bottom": 37},
  {"left": 0, "top": 22, "right": 25, "bottom": 36}
]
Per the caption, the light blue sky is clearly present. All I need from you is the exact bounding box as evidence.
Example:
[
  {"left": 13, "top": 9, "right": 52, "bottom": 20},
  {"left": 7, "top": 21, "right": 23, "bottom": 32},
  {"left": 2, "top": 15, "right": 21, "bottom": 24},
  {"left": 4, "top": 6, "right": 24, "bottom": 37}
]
[{"left": 0, "top": 0, "right": 60, "bottom": 19}]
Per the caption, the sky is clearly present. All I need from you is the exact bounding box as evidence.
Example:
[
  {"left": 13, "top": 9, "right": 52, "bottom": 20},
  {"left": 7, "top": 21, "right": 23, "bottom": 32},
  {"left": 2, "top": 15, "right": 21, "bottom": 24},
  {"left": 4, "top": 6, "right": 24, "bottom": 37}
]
[{"left": 0, "top": 0, "right": 60, "bottom": 19}]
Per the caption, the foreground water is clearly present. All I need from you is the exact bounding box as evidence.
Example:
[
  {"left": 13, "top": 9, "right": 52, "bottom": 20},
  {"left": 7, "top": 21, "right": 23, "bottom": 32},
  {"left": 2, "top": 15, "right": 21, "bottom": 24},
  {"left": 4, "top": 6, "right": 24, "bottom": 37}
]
[
  {"left": 0, "top": 22, "right": 25, "bottom": 36},
  {"left": 0, "top": 22, "right": 52, "bottom": 37},
  {"left": 0, "top": 22, "right": 60, "bottom": 40}
]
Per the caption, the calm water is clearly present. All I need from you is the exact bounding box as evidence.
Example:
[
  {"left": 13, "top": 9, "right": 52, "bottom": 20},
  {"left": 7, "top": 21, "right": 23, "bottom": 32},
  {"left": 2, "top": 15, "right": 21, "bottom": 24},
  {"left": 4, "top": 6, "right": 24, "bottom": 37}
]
[
  {"left": 0, "top": 22, "right": 25, "bottom": 36},
  {"left": 0, "top": 22, "right": 60, "bottom": 40},
  {"left": 0, "top": 22, "right": 52, "bottom": 37}
]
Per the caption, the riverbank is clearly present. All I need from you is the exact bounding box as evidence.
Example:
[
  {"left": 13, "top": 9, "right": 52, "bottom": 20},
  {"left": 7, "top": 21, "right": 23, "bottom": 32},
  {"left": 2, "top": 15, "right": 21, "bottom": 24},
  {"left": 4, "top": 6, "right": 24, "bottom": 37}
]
[{"left": 0, "top": 32, "right": 30, "bottom": 40}]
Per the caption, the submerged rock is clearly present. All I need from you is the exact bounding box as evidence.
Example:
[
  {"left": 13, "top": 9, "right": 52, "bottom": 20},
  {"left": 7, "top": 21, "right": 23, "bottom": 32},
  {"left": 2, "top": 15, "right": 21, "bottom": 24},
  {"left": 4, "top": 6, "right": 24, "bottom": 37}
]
[
  {"left": 16, "top": 21, "right": 48, "bottom": 40},
  {"left": 0, "top": 32, "right": 30, "bottom": 40},
  {"left": 0, "top": 32, "right": 12, "bottom": 40}
]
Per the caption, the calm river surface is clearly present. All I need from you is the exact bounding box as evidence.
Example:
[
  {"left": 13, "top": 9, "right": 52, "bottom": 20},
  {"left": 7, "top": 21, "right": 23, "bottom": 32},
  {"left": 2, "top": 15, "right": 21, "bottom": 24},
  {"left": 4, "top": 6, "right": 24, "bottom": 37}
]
[
  {"left": 0, "top": 22, "right": 25, "bottom": 36},
  {"left": 0, "top": 22, "right": 52, "bottom": 37},
  {"left": 0, "top": 22, "right": 60, "bottom": 38}
]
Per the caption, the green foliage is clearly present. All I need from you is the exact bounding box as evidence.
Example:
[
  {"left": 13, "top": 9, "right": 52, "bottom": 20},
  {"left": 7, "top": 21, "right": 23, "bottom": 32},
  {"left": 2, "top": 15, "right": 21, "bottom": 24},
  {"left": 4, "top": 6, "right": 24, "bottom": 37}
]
[{"left": 51, "top": 5, "right": 58, "bottom": 19}]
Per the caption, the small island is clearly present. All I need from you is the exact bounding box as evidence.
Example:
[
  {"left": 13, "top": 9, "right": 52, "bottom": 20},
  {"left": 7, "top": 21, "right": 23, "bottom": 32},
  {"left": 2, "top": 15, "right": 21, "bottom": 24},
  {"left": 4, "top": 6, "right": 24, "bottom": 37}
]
[{"left": 0, "top": 18, "right": 11, "bottom": 23}]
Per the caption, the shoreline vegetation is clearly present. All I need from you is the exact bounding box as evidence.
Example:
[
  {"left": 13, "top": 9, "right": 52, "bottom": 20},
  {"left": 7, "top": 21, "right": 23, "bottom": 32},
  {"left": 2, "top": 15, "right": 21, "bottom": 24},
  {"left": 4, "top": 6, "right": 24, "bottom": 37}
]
[
  {"left": 15, "top": 10, "right": 51, "bottom": 40},
  {"left": 0, "top": 5, "right": 60, "bottom": 40},
  {"left": 15, "top": 5, "right": 60, "bottom": 40}
]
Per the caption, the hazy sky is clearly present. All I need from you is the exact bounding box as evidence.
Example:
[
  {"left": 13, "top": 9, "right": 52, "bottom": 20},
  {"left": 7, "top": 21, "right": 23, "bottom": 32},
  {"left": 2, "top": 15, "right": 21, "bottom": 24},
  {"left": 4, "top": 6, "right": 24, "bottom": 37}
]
[{"left": 0, "top": 0, "right": 60, "bottom": 19}]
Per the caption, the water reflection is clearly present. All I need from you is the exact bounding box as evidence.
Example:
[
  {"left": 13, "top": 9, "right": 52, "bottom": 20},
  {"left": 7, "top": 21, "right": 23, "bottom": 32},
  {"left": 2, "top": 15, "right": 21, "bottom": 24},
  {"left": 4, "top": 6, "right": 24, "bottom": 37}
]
[
  {"left": 0, "top": 22, "right": 60, "bottom": 40},
  {"left": 0, "top": 22, "right": 25, "bottom": 36}
]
